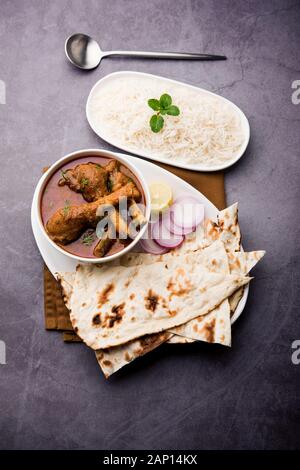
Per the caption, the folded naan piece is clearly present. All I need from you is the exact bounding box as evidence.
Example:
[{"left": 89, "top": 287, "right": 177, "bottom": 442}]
[
  {"left": 69, "top": 241, "right": 251, "bottom": 349},
  {"left": 121, "top": 204, "right": 241, "bottom": 345},
  {"left": 205, "top": 202, "right": 240, "bottom": 252},
  {"left": 58, "top": 269, "right": 230, "bottom": 373},
  {"left": 57, "top": 204, "right": 261, "bottom": 375},
  {"left": 228, "top": 250, "right": 265, "bottom": 314},
  {"left": 57, "top": 271, "right": 171, "bottom": 376},
  {"left": 59, "top": 204, "right": 240, "bottom": 357},
  {"left": 58, "top": 249, "right": 265, "bottom": 356},
  {"left": 169, "top": 250, "right": 265, "bottom": 343},
  {"left": 169, "top": 300, "right": 231, "bottom": 345},
  {"left": 165, "top": 208, "right": 265, "bottom": 343},
  {"left": 95, "top": 331, "right": 172, "bottom": 378},
  {"left": 109, "top": 204, "right": 239, "bottom": 347},
  {"left": 167, "top": 203, "right": 241, "bottom": 344},
  {"left": 168, "top": 237, "right": 232, "bottom": 345}
]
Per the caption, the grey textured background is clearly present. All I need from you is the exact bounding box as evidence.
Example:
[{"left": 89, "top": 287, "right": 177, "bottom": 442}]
[{"left": 0, "top": 0, "right": 299, "bottom": 450}]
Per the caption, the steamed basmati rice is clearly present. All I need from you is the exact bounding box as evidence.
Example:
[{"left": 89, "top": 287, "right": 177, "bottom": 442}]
[{"left": 88, "top": 76, "right": 245, "bottom": 168}]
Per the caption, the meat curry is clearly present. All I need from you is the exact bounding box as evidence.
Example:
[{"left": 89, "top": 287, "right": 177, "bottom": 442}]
[{"left": 41, "top": 156, "right": 146, "bottom": 258}]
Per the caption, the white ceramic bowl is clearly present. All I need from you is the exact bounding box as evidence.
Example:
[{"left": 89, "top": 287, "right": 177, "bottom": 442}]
[{"left": 37, "top": 148, "right": 151, "bottom": 264}]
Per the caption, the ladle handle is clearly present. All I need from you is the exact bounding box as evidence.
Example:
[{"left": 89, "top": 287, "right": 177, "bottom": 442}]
[{"left": 103, "top": 50, "right": 226, "bottom": 60}]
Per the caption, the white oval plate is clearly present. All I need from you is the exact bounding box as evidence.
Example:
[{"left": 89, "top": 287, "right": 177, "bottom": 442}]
[
  {"left": 86, "top": 71, "right": 250, "bottom": 172},
  {"left": 31, "top": 150, "right": 248, "bottom": 324}
]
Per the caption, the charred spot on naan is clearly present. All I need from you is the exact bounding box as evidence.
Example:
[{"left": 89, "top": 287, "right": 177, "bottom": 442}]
[
  {"left": 103, "top": 360, "right": 113, "bottom": 367},
  {"left": 168, "top": 309, "right": 178, "bottom": 317},
  {"left": 167, "top": 278, "right": 174, "bottom": 291},
  {"left": 167, "top": 268, "right": 193, "bottom": 299},
  {"left": 227, "top": 252, "right": 242, "bottom": 271},
  {"left": 92, "top": 313, "right": 101, "bottom": 326},
  {"left": 209, "top": 257, "right": 224, "bottom": 273},
  {"left": 124, "top": 268, "right": 139, "bottom": 288},
  {"left": 111, "top": 303, "right": 125, "bottom": 316},
  {"left": 135, "top": 332, "right": 170, "bottom": 355},
  {"left": 98, "top": 283, "right": 115, "bottom": 307},
  {"left": 145, "top": 289, "right": 160, "bottom": 312},
  {"left": 102, "top": 302, "right": 126, "bottom": 328},
  {"left": 200, "top": 318, "right": 216, "bottom": 343},
  {"left": 205, "top": 220, "right": 220, "bottom": 240},
  {"left": 125, "top": 352, "right": 132, "bottom": 362},
  {"left": 210, "top": 258, "right": 219, "bottom": 271}
]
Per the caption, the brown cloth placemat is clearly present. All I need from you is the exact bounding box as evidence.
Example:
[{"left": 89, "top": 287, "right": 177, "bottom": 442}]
[
  {"left": 158, "top": 164, "right": 226, "bottom": 211},
  {"left": 43, "top": 169, "right": 226, "bottom": 342}
]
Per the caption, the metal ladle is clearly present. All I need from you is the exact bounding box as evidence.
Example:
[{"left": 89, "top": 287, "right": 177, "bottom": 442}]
[{"left": 65, "top": 33, "right": 226, "bottom": 70}]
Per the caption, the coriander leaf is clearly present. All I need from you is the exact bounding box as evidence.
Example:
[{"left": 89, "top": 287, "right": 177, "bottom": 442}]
[
  {"left": 150, "top": 114, "right": 164, "bottom": 133},
  {"left": 160, "top": 93, "right": 172, "bottom": 109},
  {"left": 61, "top": 170, "right": 68, "bottom": 181},
  {"left": 148, "top": 99, "right": 160, "bottom": 111},
  {"left": 82, "top": 231, "right": 95, "bottom": 246},
  {"left": 166, "top": 105, "right": 180, "bottom": 116},
  {"left": 80, "top": 178, "right": 89, "bottom": 187},
  {"left": 63, "top": 200, "right": 71, "bottom": 216}
]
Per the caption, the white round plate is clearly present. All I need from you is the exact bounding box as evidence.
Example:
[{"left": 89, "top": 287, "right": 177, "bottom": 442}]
[
  {"left": 86, "top": 71, "right": 250, "bottom": 172},
  {"left": 31, "top": 150, "right": 248, "bottom": 324}
]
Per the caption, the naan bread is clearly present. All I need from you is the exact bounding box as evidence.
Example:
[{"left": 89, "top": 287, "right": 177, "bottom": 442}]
[
  {"left": 205, "top": 202, "right": 240, "bottom": 252},
  {"left": 56, "top": 204, "right": 262, "bottom": 376},
  {"left": 100, "top": 205, "right": 241, "bottom": 350},
  {"left": 69, "top": 241, "right": 251, "bottom": 349},
  {"left": 57, "top": 272, "right": 75, "bottom": 310},
  {"left": 167, "top": 236, "right": 231, "bottom": 345},
  {"left": 228, "top": 250, "right": 265, "bottom": 313},
  {"left": 167, "top": 335, "right": 195, "bottom": 344},
  {"left": 169, "top": 300, "right": 231, "bottom": 345},
  {"left": 95, "top": 331, "right": 172, "bottom": 378},
  {"left": 166, "top": 250, "right": 265, "bottom": 344},
  {"left": 57, "top": 271, "right": 171, "bottom": 376},
  {"left": 120, "top": 204, "right": 240, "bottom": 346},
  {"left": 57, "top": 245, "right": 232, "bottom": 374},
  {"left": 57, "top": 205, "right": 240, "bottom": 354}
]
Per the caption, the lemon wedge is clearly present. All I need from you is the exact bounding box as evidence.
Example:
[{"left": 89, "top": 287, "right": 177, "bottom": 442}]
[{"left": 149, "top": 182, "right": 173, "bottom": 212}]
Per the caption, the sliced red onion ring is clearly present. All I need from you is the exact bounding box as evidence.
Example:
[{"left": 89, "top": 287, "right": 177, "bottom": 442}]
[
  {"left": 136, "top": 223, "right": 169, "bottom": 254},
  {"left": 138, "top": 238, "right": 169, "bottom": 255},
  {"left": 162, "top": 210, "right": 195, "bottom": 236},
  {"left": 152, "top": 219, "right": 184, "bottom": 248},
  {"left": 170, "top": 196, "right": 204, "bottom": 229}
]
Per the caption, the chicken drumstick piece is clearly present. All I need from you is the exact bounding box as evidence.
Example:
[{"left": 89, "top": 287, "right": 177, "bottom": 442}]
[{"left": 46, "top": 182, "right": 140, "bottom": 245}]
